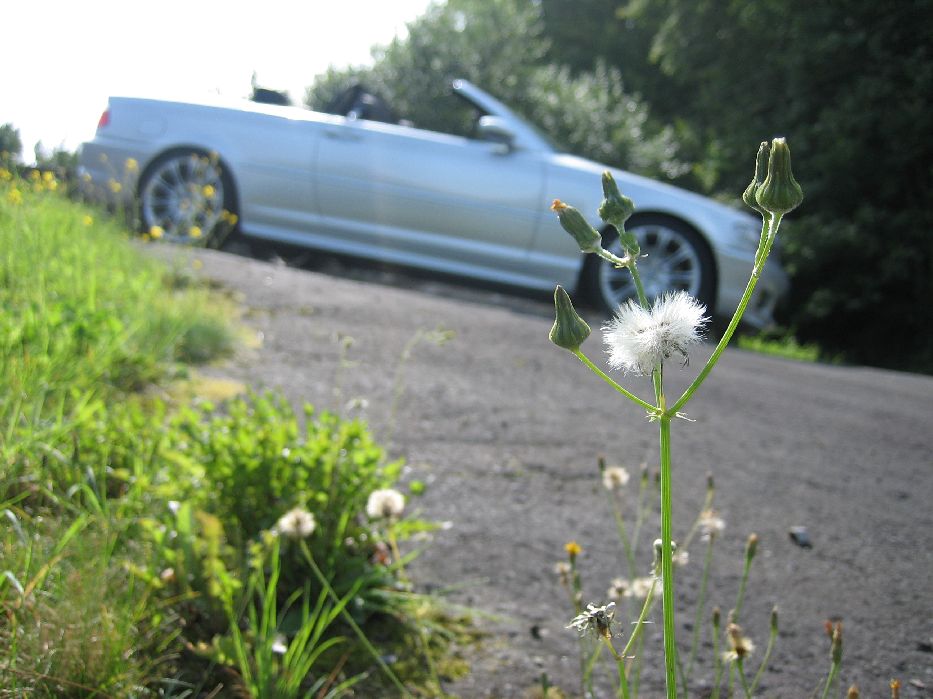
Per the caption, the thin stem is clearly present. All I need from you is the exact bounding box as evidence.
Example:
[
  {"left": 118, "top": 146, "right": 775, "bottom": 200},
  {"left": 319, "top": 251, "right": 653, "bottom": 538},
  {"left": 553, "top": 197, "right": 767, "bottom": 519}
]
[
  {"left": 669, "top": 214, "right": 783, "bottom": 416},
  {"left": 607, "top": 492, "right": 637, "bottom": 577},
  {"left": 685, "top": 536, "right": 715, "bottom": 681},
  {"left": 301, "top": 544, "right": 409, "bottom": 696},
  {"left": 819, "top": 660, "right": 841, "bottom": 699},
  {"left": 733, "top": 552, "right": 754, "bottom": 624},
  {"left": 619, "top": 577, "right": 659, "bottom": 659},
  {"left": 737, "top": 659, "right": 754, "bottom": 698},
  {"left": 710, "top": 619, "right": 723, "bottom": 699},
  {"left": 750, "top": 622, "right": 778, "bottom": 695},
  {"left": 573, "top": 349, "right": 659, "bottom": 414},
  {"left": 658, "top": 400, "right": 677, "bottom": 699},
  {"left": 631, "top": 471, "right": 649, "bottom": 560}
]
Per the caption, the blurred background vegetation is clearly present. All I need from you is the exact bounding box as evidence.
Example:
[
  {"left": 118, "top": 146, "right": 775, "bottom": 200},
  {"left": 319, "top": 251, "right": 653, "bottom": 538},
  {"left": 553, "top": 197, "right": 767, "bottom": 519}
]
[
  {"left": 307, "top": 0, "right": 933, "bottom": 374},
  {"left": 6, "top": 0, "right": 929, "bottom": 373}
]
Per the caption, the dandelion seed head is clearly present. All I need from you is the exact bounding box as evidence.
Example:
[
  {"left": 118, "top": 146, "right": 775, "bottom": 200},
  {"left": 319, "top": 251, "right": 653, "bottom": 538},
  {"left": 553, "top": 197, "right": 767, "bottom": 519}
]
[
  {"left": 567, "top": 602, "right": 615, "bottom": 639},
  {"left": 603, "top": 291, "right": 708, "bottom": 375},
  {"left": 723, "top": 622, "right": 755, "bottom": 662},
  {"left": 699, "top": 509, "right": 726, "bottom": 540},
  {"left": 275, "top": 507, "right": 316, "bottom": 539},
  {"left": 602, "top": 465, "right": 630, "bottom": 491},
  {"left": 366, "top": 489, "right": 406, "bottom": 520},
  {"left": 627, "top": 576, "right": 659, "bottom": 599},
  {"left": 607, "top": 577, "right": 629, "bottom": 601}
]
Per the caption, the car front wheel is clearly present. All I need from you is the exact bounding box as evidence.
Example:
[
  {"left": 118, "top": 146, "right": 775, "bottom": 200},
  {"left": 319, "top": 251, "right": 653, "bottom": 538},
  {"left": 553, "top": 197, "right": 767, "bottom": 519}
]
[
  {"left": 138, "top": 151, "right": 233, "bottom": 243},
  {"left": 585, "top": 214, "right": 716, "bottom": 314}
]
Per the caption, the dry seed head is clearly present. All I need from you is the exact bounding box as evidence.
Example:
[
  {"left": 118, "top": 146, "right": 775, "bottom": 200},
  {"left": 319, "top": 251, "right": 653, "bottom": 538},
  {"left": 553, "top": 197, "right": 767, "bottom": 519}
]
[
  {"left": 847, "top": 685, "right": 860, "bottom": 699},
  {"left": 724, "top": 622, "right": 755, "bottom": 662},
  {"left": 602, "top": 465, "right": 630, "bottom": 491}
]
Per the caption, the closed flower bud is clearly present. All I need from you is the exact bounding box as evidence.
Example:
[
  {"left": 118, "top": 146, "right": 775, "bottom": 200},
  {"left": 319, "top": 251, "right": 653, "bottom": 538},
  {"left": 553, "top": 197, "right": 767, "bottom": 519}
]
[
  {"left": 755, "top": 138, "right": 804, "bottom": 215},
  {"left": 551, "top": 199, "right": 603, "bottom": 254},
  {"left": 549, "top": 286, "right": 591, "bottom": 351},
  {"left": 746, "top": 533, "right": 759, "bottom": 561},
  {"left": 831, "top": 622, "right": 843, "bottom": 664},
  {"left": 598, "top": 172, "right": 640, "bottom": 256},
  {"left": 770, "top": 605, "right": 779, "bottom": 632},
  {"left": 742, "top": 141, "right": 770, "bottom": 216}
]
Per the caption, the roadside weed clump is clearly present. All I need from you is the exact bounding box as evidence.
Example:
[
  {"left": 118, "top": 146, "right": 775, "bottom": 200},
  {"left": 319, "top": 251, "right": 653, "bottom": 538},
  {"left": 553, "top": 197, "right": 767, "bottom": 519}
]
[
  {"left": 1, "top": 179, "right": 459, "bottom": 695},
  {"left": 544, "top": 140, "right": 869, "bottom": 697}
]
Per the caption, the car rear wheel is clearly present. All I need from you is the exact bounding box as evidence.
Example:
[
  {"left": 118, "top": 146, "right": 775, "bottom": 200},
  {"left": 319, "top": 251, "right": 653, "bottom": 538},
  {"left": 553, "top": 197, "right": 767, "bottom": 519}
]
[
  {"left": 585, "top": 214, "right": 715, "bottom": 314},
  {"left": 139, "top": 151, "right": 234, "bottom": 243}
]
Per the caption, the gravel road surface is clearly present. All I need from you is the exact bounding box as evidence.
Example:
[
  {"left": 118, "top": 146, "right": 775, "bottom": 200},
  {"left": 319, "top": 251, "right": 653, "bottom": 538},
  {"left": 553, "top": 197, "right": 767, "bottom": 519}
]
[{"left": 175, "top": 245, "right": 933, "bottom": 698}]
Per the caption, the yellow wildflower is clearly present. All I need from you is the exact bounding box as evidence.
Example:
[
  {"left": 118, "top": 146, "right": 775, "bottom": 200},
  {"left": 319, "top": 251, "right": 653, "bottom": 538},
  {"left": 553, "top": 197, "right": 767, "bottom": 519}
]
[
  {"left": 149, "top": 225, "right": 164, "bottom": 239},
  {"left": 125, "top": 158, "right": 138, "bottom": 172},
  {"left": 189, "top": 226, "right": 202, "bottom": 239},
  {"left": 108, "top": 180, "right": 122, "bottom": 194},
  {"left": 202, "top": 184, "right": 215, "bottom": 198},
  {"left": 6, "top": 187, "right": 22, "bottom": 205},
  {"left": 564, "top": 540, "right": 582, "bottom": 558},
  {"left": 83, "top": 215, "right": 94, "bottom": 226}
]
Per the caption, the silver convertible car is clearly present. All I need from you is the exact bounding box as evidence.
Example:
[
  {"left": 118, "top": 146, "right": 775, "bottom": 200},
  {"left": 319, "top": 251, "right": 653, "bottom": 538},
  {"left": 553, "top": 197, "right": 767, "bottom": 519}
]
[{"left": 77, "top": 79, "right": 787, "bottom": 326}]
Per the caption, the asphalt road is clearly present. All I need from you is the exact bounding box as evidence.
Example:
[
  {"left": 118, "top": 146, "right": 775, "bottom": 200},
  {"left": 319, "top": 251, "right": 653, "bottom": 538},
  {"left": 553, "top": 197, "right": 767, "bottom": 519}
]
[{"left": 181, "top": 245, "right": 933, "bottom": 698}]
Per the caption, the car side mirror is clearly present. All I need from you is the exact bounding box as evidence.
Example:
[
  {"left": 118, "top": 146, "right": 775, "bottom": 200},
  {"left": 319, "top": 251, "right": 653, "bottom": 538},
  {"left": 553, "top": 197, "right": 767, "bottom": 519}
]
[{"left": 476, "top": 116, "right": 516, "bottom": 152}]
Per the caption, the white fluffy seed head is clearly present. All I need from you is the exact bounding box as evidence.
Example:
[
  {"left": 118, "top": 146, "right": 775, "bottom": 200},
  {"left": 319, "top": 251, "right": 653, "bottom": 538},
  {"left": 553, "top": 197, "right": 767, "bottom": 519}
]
[
  {"left": 603, "top": 291, "right": 708, "bottom": 375},
  {"left": 366, "top": 489, "right": 406, "bottom": 520},
  {"left": 275, "top": 507, "right": 317, "bottom": 539}
]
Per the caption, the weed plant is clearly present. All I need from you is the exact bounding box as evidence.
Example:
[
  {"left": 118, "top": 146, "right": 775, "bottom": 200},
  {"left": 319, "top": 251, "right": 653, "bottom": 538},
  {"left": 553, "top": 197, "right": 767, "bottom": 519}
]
[
  {"left": 547, "top": 141, "right": 875, "bottom": 697},
  {"left": 0, "top": 171, "right": 460, "bottom": 696}
]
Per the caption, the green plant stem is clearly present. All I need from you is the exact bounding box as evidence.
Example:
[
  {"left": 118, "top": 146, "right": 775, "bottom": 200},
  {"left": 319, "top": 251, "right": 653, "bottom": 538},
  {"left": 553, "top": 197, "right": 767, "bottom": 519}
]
[
  {"left": 599, "top": 636, "right": 630, "bottom": 699},
  {"left": 819, "top": 659, "right": 841, "bottom": 699},
  {"left": 733, "top": 553, "right": 754, "bottom": 624},
  {"left": 573, "top": 350, "right": 658, "bottom": 414},
  {"left": 737, "top": 659, "right": 753, "bottom": 698},
  {"left": 387, "top": 523, "right": 443, "bottom": 696},
  {"left": 607, "top": 492, "right": 637, "bottom": 577},
  {"left": 658, "top": 401, "right": 677, "bottom": 699},
  {"left": 685, "top": 536, "right": 715, "bottom": 683},
  {"left": 669, "top": 214, "right": 783, "bottom": 416},
  {"left": 710, "top": 620, "right": 723, "bottom": 699},
  {"left": 750, "top": 622, "right": 778, "bottom": 695},
  {"left": 301, "top": 544, "right": 410, "bottom": 697}
]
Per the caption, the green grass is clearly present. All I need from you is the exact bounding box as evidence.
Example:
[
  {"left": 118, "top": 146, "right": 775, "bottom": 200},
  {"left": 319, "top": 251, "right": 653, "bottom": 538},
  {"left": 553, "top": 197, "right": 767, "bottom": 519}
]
[
  {"left": 0, "top": 174, "right": 460, "bottom": 696},
  {"left": 737, "top": 331, "right": 823, "bottom": 363}
]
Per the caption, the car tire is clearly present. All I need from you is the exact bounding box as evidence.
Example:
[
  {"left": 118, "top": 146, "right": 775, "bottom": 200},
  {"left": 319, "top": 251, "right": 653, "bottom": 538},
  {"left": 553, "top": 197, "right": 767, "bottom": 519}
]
[
  {"left": 138, "top": 150, "right": 236, "bottom": 244},
  {"left": 584, "top": 214, "right": 716, "bottom": 314}
]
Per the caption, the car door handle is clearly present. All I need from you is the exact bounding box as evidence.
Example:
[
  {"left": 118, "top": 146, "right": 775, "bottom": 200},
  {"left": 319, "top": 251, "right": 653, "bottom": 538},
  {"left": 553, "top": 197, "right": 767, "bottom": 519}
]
[{"left": 324, "top": 129, "right": 362, "bottom": 142}]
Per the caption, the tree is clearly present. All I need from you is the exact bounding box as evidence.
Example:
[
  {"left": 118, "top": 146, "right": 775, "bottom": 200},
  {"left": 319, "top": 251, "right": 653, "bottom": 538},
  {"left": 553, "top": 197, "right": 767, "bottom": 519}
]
[
  {"left": 543, "top": 0, "right": 933, "bottom": 371},
  {"left": 305, "top": 0, "right": 681, "bottom": 180},
  {"left": 0, "top": 123, "right": 22, "bottom": 165}
]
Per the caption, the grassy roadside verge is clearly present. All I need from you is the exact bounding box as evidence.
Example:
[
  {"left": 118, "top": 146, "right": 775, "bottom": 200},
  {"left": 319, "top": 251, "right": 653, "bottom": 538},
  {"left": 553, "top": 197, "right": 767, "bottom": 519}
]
[{"left": 0, "top": 174, "right": 464, "bottom": 696}]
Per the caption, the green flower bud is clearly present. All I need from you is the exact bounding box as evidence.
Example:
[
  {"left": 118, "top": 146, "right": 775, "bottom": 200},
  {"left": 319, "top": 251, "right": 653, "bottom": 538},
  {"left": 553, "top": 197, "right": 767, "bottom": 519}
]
[
  {"left": 745, "top": 533, "right": 759, "bottom": 561},
  {"left": 742, "top": 141, "right": 770, "bottom": 216},
  {"left": 598, "top": 171, "right": 635, "bottom": 227},
  {"left": 551, "top": 199, "right": 603, "bottom": 254},
  {"left": 755, "top": 138, "right": 804, "bottom": 215},
  {"left": 549, "top": 285, "right": 591, "bottom": 351},
  {"left": 598, "top": 172, "right": 640, "bottom": 256}
]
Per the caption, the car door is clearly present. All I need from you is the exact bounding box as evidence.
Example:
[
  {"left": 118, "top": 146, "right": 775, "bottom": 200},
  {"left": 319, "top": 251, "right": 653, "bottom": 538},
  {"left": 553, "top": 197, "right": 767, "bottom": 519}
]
[{"left": 314, "top": 116, "right": 546, "bottom": 278}]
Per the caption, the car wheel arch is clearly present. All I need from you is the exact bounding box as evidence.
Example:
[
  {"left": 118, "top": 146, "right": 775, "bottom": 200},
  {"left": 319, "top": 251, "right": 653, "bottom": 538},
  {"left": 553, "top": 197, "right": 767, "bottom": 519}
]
[
  {"left": 137, "top": 146, "right": 241, "bottom": 238},
  {"left": 578, "top": 211, "right": 718, "bottom": 314}
]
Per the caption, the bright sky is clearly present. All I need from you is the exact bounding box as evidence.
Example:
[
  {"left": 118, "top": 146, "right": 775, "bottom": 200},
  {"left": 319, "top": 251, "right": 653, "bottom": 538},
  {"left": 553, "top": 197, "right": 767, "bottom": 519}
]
[{"left": 1, "top": 0, "right": 434, "bottom": 160}]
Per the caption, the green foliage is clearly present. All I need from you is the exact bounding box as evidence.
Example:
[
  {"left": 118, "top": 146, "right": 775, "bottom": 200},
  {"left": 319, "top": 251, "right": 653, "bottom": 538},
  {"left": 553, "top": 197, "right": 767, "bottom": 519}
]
[
  {"left": 570, "top": 0, "right": 933, "bottom": 371},
  {"left": 0, "top": 123, "right": 22, "bottom": 165},
  {"left": 0, "top": 184, "right": 453, "bottom": 694},
  {"left": 305, "top": 0, "right": 681, "bottom": 181},
  {"left": 525, "top": 61, "right": 686, "bottom": 178}
]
